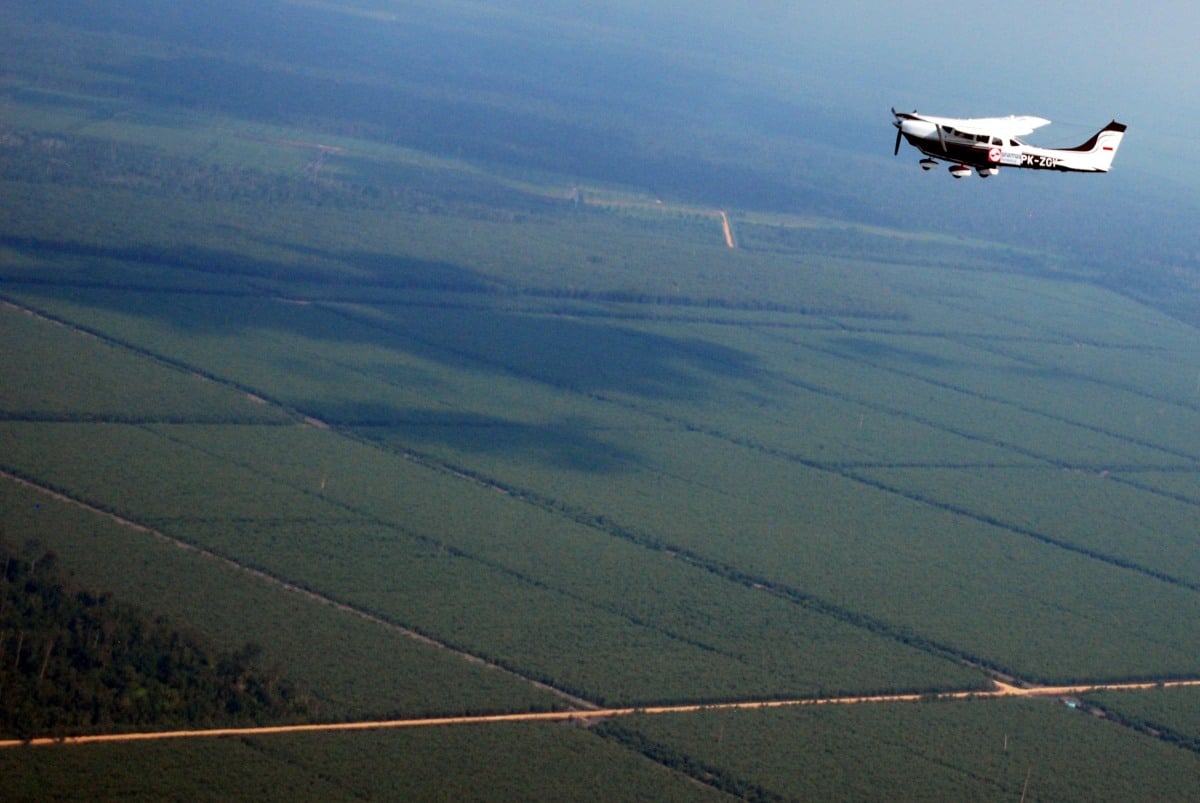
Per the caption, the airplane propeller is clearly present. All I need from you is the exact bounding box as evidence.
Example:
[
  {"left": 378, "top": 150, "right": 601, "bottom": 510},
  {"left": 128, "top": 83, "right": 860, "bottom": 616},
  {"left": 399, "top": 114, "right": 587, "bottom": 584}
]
[{"left": 893, "top": 108, "right": 947, "bottom": 155}]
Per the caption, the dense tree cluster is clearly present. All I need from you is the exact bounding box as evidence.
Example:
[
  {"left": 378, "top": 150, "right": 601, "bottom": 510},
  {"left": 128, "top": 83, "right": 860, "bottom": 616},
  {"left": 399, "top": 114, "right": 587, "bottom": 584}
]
[
  {"left": 0, "top": 129, "right": 376, "bottom": 208},
  {"left": 0, "top": 540, "right": 308, "bottom": 740}
]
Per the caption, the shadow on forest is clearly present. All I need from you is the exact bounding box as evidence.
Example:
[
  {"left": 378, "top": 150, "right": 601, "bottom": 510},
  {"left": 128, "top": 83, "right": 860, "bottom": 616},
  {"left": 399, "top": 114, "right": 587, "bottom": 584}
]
[
  {"left": 90, "top": 48, "right": 831, "bottom": 213},
  {"left": 0, "top": 235, "right": 497, "bottom": 293},
  {"left": 3, "top": 236, "right": 759, "bottom": 472},
  {"left": 824, "top": 336, "right": 957, "bottom": 369},
  {"left": 347, "top": 409, "right": 638, "bottom": 473}
]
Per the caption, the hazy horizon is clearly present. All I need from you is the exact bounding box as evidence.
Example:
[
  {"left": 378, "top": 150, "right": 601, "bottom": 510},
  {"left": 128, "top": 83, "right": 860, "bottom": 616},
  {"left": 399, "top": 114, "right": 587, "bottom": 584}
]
[{"left": 6, "top": 0, "right": 1197, "bottom": 292}]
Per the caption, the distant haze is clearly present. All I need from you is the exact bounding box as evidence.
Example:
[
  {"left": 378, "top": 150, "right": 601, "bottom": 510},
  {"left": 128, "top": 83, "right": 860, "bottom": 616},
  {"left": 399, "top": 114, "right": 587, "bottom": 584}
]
[
  {"left": 419, "top": 1, "right": 1197, "bottom": 273},
  {"left": 8, "top": 1, "right": 1196, "bottom": 279},
  {"left": 502, "top": 1, "right": 1191, "bottom": 176}
]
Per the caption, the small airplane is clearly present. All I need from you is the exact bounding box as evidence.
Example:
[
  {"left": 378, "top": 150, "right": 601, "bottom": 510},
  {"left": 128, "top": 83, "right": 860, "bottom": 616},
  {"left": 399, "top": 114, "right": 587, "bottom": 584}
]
[{"left": 892, "top": 109, "right": 1127, "bottom": 178}]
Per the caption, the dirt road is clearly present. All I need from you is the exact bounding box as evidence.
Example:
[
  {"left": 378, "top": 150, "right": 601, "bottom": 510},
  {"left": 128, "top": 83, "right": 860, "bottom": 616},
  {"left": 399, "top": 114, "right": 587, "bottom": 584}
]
[
  {"left": 7, "top": 678, "right": 1200, "bottom": 749},
  {"left": 719, "top": 210, "right": 736, "bottom": 248}
]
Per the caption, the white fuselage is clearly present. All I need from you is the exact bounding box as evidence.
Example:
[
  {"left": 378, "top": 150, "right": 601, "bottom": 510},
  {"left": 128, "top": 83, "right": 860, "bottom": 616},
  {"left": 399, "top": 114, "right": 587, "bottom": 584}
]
[{"left": 894, "top": 112, "right": 1127, "bottom": 178}]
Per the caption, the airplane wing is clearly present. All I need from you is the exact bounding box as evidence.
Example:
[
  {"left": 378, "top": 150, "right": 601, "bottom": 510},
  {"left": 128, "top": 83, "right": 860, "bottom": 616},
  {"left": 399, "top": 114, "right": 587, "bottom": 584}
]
[
  {"left": 931, "top": 114, "right": 1046, "bottom": 138},
  {"left": 958, "top": 115, "right": 1051, "bottom": 137},
  {"left": 927, "top": 115, "right": 1052, "bottom": 138}
]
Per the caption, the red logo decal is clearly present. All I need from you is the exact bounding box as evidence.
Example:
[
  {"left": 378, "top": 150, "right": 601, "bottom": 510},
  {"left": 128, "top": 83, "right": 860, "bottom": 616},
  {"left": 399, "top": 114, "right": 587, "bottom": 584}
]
[{"left": 988, "top": 147, "right": 1002, "bottom": 163}]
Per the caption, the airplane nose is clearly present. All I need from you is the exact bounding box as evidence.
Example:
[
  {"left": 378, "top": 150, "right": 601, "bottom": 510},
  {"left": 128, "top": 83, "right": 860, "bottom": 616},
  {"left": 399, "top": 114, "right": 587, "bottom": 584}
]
[{"left": 899, "top": 119, "right": 933, "bottom": 138}]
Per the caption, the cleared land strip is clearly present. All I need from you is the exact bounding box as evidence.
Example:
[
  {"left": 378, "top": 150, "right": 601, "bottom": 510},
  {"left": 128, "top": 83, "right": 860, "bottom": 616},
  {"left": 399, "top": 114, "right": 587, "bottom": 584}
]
[
  {"left": 6, "top": 679, "right": 1200, "bottom": 749},
  {"left": 719, "top": 210, "right": 736, "bottom": 248}
]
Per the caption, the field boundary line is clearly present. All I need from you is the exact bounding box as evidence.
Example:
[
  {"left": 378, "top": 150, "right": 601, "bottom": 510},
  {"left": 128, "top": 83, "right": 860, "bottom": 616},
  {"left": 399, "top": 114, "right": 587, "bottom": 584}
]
[{"left": 0, "top": 470, "right": 599, "bottom": 712}]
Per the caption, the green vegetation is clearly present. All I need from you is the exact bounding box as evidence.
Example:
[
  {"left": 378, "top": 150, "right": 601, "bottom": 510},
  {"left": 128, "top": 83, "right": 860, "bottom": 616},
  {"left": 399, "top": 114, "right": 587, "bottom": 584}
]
[
  {"left": 0, "top": 724, "right": 733, "bottom": 803},
  {"left": 2, "top": 1, "right": 1200, "bottom": 798},
  {"left": 600, "top": 699, "right": 1200, "bottom": 801},
  {"left": 0, "top": 538, "right": 308, "bottom": 740},
  {"left": 1086, "top": 687, "right": 1200, "bottom": 752},
  {"left": 0, "top": 305, "right": 291, "bottom": 424},
  {"left": 0, "top": 481, "right": 564, "bottom": 720}
]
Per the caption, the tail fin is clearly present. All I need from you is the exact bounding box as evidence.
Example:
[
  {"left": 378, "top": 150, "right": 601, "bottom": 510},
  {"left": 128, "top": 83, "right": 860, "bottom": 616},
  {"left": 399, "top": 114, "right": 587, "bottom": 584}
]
[{"left": 1063, "top": 121, "right": 1127, "bottom": 172}]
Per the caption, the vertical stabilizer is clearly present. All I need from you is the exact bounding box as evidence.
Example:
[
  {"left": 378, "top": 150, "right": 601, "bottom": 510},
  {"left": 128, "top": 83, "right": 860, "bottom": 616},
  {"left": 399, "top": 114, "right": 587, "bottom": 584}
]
[{"left": 1062, "top": 121, "right": 1127, "bottom": 172}]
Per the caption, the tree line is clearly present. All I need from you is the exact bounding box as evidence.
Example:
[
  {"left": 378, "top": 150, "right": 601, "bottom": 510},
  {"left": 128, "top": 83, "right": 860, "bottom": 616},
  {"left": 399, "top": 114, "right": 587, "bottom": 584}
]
[{"left": 0, "top": 538, "right": 309, "bottom": 740}]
